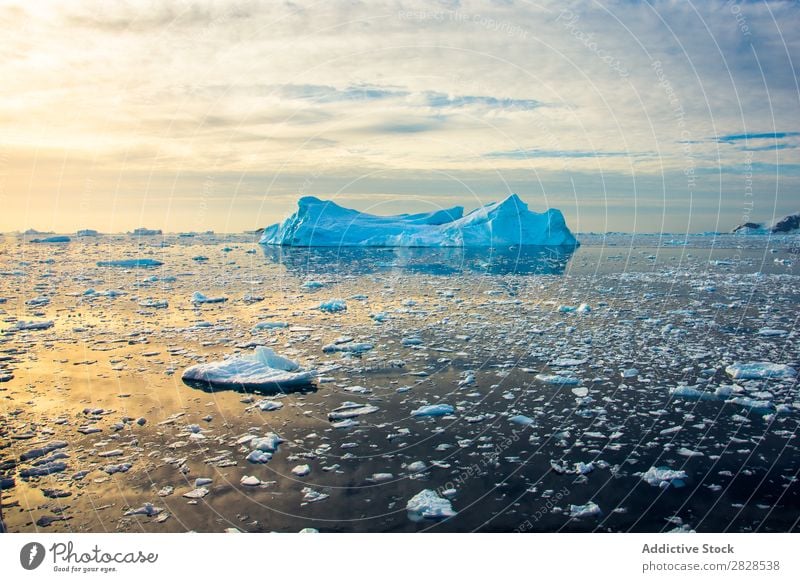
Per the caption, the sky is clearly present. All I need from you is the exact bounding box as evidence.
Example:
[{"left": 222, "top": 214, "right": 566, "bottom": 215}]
[{"left": 0, "top": 0, "right": 798, "bottom": 234}]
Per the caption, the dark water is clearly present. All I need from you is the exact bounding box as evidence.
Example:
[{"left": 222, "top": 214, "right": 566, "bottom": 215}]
[{"left": 1, "top": 233, "right": 798, "bottom": 532}]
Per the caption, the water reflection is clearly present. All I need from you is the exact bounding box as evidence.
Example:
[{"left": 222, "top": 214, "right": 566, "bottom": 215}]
[{"left": 261, "top": 245, "right": 575, "bottom": 276}]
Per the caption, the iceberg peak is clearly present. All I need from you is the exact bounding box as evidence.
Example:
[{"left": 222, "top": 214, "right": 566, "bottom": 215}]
[{"left": 260, "top": 195, "right": 578, "bottom": 247}]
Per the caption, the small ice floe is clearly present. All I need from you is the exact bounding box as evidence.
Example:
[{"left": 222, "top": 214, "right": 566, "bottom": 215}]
[
  {"left": 32, "top": 235, "right": 71, "bottom": 243},
  {"left": 509, "top": 414, "right": 535, "bottom": 426},
  {"left": 254, "top": 399, "right": 283, "bottom": 411},
  {"left": 369, "top": 473, "right": 394, "bottom": 482},
  {"left": 669, "top": 386, "right": 717, "bottom": 400},
  {"left": 124, "top": 503, "right": 164, "bottom": 517},
  {"left": 9, "top": 320, "right": 54, "bottom": 331},
  {"left": 96, "top": 258, "right": 163, "bottom": 268},
  {"left": 191, "top": 291, "right": 227, "bottom": 304},
  {"left": 240, "top": 475, "right": 262, "bottom": 487},
  {"left": 302, "top": 280, "right": 325, "bottom": 290},
  {"left": 299, "top": 528, "right": 319, "bottom": 533},
  {"left": 302, "top": 487, "right": 329, "bottom": 503},
  {"left": 406, "top": 489, "right": 457, "bottom": 521},
  {"left": 138, "top": 299, "right": 168, "bottom": 309},
  {"left": 103, "top": 463, "right": 132, "bottom": 474},
  {"left": 252, "top": 321, "right": 288, "bottom": 332},
  {"left": 195, "top": 478, "right": 213, "bottom": 487},
  {"left": 328, "top": 402, "right": 379, "bottom": 421},
  {"left": 411, "top": 404, "right": 454, "bottom": 417},
  {"left": 318, "top": 299, "right": 346, "bottom": 313},
  {"left": 322, "top": 342, "right": 373, "bottom": 354},
  {"left": 725, "top": 362, "right": 796, "bottom": 380},
  {"left": 182, "top": 347, "right": 316, "bottom": 391},
  {"left": 725, "top": 396, "right": 774, "bottom": 414},
  {"left": 621, "top": 368, "right": 639, "bottom": 378},
  {"left": 25, "top": 296, "right": 50, "bottom": 307},
  {"left": 20, "top": 441, "right": 68, "bottom": 461},
  {"left": 569, "top": 501, "right": 601, "bottom": 518},
  {"left": 20, "top": 461, "right": 67, "bottom": 478},
  {"left": 402, "top": 336, "right": 424, "bottom": 346},
  {"left": 640, "top": 466, "right": 687, "bottom": 489},
  {"left": 535, "top": 374, "right": 580, "bottom": 386},
  {"left": 182, "top": 487, "right": 209, "bottom": 499},
  {"left": 157, "top": 486, "right": 174, "bottom": 497},
  {"left": 292, "top": 464, "right": 311, "bottom": 477}
]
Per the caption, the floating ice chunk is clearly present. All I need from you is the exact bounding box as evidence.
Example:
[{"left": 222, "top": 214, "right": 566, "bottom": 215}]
[
  {"left": 20, "top": 461, "right": 67, "bottom": 478},
  {"left": 551, "top": 357, "right": 588, "bottom": 367},
  {"left": 669, "top": 386, "right": 717, "bottom": 400},
  {"left": 302, "top": 487, "right": 329, "bottom": 503},
  {"left": 251, "top": 433, "right": 284, "bottom": 452},
  {"left": 725, "top": 362, "right": 796, "bottom": 380},
  {"left": 292, "top": 464, "right": 311, "bottom": 477},
  {"left": 9, "top": 320, "right": 54, "bottom": 331},
  {"left": 569, "top": 501, "right": 601, "bottom": 518},
  {"left": 725, "top": 396, "right": 774, "bottom": 413},
  {"left": 252, "top": 321, "right": 288, "bottom": 331},
  {"left": 20, "top": 441, "right": 68, "bottom": 461},
  {"left": 322, "top": 342, "right": 373, "bottom": 354},
  {"left": 124, "top": 503, "right": 163, "bottom": 517},
  {"left": 32, "top": 236, "right": 70, "bottom": 243},
  {"left": 369, "top": 473, "right": 394, "bottom": 482},
  {"left": 641, "top": 466, "right": 687, "bottom": 488},
  {"left": 301, "top": 280, "right": 325, "bottom": 290},
  {"left": 509, "top": 414, "right": 535, "bottom": 426},
  {"left": 260, "top": 194, "right": 579, "bottom": 247},
  {"left": 406, "top": 489, "right": 457, "bottom": 520},
  {"left": 328, "top": 402, "right": 379, "bottom": 421},
  {"left": 255, "top": 399, "right": 283, "bottom": 411},
  {"left": 574, "top": 462, "right": 594, "bottom": 475},
  {"left": 181, "top": 347, "right": 315, "bottom": 391},
  {"left": 96, "top": 258, "right": 163, "bottom": 268},
  {"left": 576, "top": 303, "right": 592, "bottom": 313},
  {"left": 535, "top": 374, "right": 580, "bottom": 385},
  {"left": 191, "top": 291, "right": 227, "bottom": 304},
  {"left": 318, "top": 299, "right": 347, "bottom": 313},
  {"left": 138, "top": 299, "right": 168, "bottom": 309},
  {"left": 182, "top": 487, "right": 209, "bottom": 499},
  {"left": 621, "top": 368, "right": 639, "bottom": 378},
  {"left": 411, "top": 404, "right": 454, "bottom": 417},
  {"left": 240, "top": 475, "right": 261, "bottom": 486},
  {"left": 407, "top": 461, "right": 427, "bottom": 473},
  {"left": 246, "top": 450, "right": 272, "bottom": 464}
]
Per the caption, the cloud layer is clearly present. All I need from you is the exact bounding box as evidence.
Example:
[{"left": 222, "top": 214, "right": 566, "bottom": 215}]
[{"left": 1, "top": 0, "right": 797, "bottom": 232}]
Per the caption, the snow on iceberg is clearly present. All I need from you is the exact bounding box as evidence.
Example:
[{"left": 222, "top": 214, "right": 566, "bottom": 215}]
[
  {"left": 182, "top": 347, "right": 316, "bottom": 391},
  {"left": 260, "top": 194, "right": 579, "bottom": 247}
]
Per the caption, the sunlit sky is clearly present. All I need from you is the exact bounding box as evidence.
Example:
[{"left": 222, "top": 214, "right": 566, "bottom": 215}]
[{"left": 1, "top": 0, "right": 798, "bottom": 233}]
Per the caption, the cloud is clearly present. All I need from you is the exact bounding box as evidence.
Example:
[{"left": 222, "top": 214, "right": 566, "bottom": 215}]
[{"left": 0, "top": 0, "right": 797, "bottom": 232}]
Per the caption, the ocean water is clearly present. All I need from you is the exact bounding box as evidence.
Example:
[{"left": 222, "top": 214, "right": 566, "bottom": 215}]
[{"left": 0, "top": 233, "right": 798, "bottom": 532}]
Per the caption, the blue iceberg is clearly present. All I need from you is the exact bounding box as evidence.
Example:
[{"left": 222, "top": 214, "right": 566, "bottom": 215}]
[{"left": 260, "top": 194, "right": 578, "bottom": 247}]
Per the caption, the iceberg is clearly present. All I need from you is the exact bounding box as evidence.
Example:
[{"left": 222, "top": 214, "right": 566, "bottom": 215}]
[
  {"left": 260, "top": 194, "right": 578, "bottom": 247},
  {"left": 181, "top": 347, "right": 316, "bottom": 391}
]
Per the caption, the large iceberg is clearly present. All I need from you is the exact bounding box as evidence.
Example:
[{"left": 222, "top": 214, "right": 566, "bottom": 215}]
[{"left": 260, "top": 194, "right": 578, "bottom": 247}]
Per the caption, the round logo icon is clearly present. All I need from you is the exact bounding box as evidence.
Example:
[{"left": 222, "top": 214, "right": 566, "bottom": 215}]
[{"left": 20, "top": 542, "right": 46, "bottom": 570}]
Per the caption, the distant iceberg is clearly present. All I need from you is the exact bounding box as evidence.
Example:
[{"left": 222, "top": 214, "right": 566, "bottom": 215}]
[{"left": 260, "top": 194, "right": 578, "bottom": 247}]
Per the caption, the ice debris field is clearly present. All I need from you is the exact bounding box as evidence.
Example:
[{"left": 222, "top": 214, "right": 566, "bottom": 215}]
[{"left": 0, "top": 230, "right": 798, "bottom": 533}]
